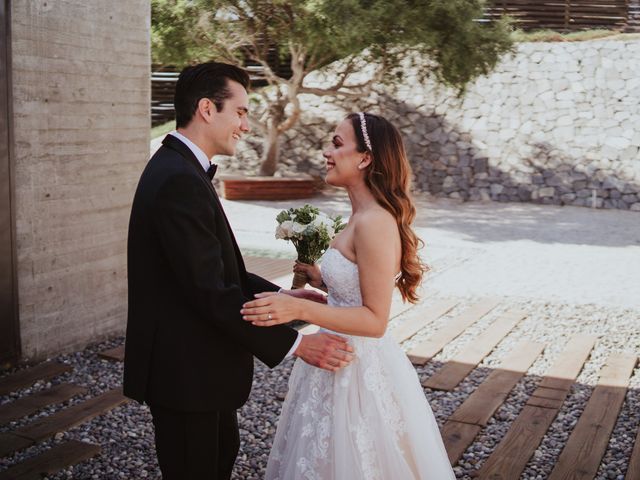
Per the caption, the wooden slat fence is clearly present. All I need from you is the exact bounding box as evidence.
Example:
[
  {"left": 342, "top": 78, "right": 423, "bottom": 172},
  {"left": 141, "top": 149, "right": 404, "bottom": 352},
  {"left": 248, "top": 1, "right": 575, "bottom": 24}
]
[
  {"left": 485, "top": 0, "right": 631, "bottom": 31},
  {"left": 151, "top": 70, "right": 178, "bottom": 127},
  {"left": 150, "top": 58, "right": 294, "bottom": 127},
  {"left": 629, "top": 0, "right": 640, "bottom": 31}
]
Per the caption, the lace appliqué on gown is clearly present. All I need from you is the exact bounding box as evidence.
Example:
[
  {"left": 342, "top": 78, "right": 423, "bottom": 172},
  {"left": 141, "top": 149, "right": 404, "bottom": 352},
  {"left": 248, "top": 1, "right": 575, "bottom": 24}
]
[{"left": 265, "top": 248, "right": 455, "bottom": 480}]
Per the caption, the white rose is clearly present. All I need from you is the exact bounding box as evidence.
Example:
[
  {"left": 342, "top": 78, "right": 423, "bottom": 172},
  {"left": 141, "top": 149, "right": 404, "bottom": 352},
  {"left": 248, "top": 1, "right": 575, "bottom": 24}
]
[
  {"left": 275, "top": 224, "right": 287, "bottom": 240},
  {"left": 311, "top": 216, "right": 331, "bottom": 230},
  {"left": 292, "top": 222, "right": 307, "bottom": 234},
  {"left": 280, "top": 220, "right": 295, "bottom": 237}
]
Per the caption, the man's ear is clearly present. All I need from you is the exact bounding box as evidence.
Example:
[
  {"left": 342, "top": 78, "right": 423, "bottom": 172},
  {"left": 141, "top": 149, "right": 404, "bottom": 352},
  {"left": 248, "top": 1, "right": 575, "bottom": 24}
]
[
  {"left": 197, "top": 98, "right": 214, "bottom": 123},
  {"left": 358, "top": 152, "right": 373, "bottom": 170}
]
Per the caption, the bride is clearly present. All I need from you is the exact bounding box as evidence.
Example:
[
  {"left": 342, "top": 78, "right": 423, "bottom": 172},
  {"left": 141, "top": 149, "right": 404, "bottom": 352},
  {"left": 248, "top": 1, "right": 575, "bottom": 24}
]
[{"left": 241, "top": 112, "right": 455, "bottom": 479}]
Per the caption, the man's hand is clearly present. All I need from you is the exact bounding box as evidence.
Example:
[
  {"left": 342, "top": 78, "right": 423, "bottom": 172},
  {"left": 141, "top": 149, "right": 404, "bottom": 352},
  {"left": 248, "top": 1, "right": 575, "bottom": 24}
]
[{"left": 294, "top": 333, "right": 354, "bottom": 372}]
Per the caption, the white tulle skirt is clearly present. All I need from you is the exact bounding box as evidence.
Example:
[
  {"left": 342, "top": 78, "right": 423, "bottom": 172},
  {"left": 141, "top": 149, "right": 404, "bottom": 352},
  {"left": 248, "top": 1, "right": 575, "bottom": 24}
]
[{"left": 265, "top": 331, "right": 456, "bottom": 480}]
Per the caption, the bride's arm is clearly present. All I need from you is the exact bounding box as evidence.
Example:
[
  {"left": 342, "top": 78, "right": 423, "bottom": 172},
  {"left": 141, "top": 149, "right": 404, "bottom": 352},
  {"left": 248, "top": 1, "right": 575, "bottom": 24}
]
[{"left": 242, "top": 211, "right": 400, "bottom": 338}]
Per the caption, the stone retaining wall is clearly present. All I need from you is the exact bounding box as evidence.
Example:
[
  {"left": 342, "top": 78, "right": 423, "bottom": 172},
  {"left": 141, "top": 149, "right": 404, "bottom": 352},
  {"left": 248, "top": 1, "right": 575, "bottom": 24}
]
[{"left": 229, "top": 39, "right": 640, "bottom": 211}]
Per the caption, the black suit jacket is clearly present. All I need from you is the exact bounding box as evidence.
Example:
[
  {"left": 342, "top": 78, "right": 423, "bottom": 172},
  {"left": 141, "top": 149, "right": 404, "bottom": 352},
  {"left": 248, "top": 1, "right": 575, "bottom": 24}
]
[{"left": 123, "top": 135, "right": 297, "bottom": 412}]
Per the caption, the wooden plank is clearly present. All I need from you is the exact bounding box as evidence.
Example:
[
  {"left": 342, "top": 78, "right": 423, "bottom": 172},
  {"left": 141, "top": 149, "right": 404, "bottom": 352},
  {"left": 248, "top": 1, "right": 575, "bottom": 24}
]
[
  {"left": 529, "top": 386, "right": 569, "bottom": 401},
  {"left": 549, "top": 353, "right": 637, "bottom": 480},
  {"left": 448, "top": 341, "right": 544, "bottom": 426},
  {"left": 0, "top": 388, "right": 128, "bottom": 457},
  {"left": 535, "top": 334, "right": 597, "bottom": 394},
  {"left": 407, "top": 299, "right": 499, "bottom": 366},
  {"left": 244, "top": 256, "right": 293, "bottom": 281},
  {"left": 423, "top": 310, "right": 525, "bottom": 391},
  {"left": 0, "top": 383, "right": 86, "bottom": 425},
  {"left": 441, "top": 420, "right": 482, "bottom": 466},
  {"left": 627, "top": 423, "right": 640, "bottom": 480},
  {"left": 526, "top": 385, "right": 568, "bottom": 409},
  {"left": 526, "top": 396, "right": 564, "bottom": 409},
  {"left": 243, "top": 256, "right": 297, "bottom": 287},
  {"left": 98, "top": 345, "right": 125, "bottom": 362},
  {"left": 0, "top": 440, "right": 101, "bottom": 480},
  {"left": 484, "top": 0, "right": 627, "bottom": 30},
  {"left": 390, "top": 299, "right": 458, "bottom": 343},
  {"left": 221, "top": 177, "right": 317, "bottom": 200},
  {"left": 477, "top": 405, "right": 559, "bottom": 480},
  {"left": 244, "top": 256, "right": 286, "bottom": 272},
  {"left": 17, "top": 388, "right": 128, "bottom": 442},
  {"left": 538, "top": 376, "right": 576, "bottom": 392},
  {"left": 538, "top": 334, "right": 598, "bottom": 386},
  {"left": 0, "top": 432, "right": 32, "bottom": 458},
  {"left": 477, "top": 335, "right": 596, "bottom": 479},
  {"left": 441, "top": 342, "right": 545, "bottom": 467},
  {"left": 0, "top": 361, "right": 72, "bottom": 396}
]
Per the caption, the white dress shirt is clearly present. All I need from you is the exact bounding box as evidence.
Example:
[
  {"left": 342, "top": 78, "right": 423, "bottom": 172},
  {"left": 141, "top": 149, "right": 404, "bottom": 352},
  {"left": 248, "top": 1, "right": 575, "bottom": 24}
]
[
  {"left": 168, "top": 132, "right": 302, "bottom": 357},
  {"left": 170, "top": 130, "right": 211, "bottom": 172}
]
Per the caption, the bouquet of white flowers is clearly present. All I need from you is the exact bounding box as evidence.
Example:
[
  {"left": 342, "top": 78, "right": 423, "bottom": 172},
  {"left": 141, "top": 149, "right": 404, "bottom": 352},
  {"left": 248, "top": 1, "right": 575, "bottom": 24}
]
[{"left": 275, "top": 204, "right": 346, "bottom": 288}]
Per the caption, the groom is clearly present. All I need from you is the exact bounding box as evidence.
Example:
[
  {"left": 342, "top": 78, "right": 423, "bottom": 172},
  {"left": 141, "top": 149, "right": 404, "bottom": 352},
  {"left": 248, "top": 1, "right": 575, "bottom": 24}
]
[{"left": 123, "top": 62, "right": 353, "bottom": 479}]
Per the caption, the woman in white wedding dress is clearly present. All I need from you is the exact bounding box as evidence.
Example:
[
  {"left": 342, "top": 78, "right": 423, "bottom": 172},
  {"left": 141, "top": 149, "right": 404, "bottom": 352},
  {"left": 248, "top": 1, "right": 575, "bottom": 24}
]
[{"left": 241, "top": 112, "right": 455, "bottom": 479}]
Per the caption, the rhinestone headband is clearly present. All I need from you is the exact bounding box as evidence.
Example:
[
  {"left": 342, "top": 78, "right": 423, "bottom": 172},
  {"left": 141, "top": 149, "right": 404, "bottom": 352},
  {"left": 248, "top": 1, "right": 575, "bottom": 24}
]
[{"left": 358, "top": 112, "right": 373, "bottom": 152}]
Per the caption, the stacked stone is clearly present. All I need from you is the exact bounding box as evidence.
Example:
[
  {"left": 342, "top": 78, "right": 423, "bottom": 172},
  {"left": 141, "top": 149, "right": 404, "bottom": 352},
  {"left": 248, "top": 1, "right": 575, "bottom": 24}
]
[{"left": 228, "top": 39, "right": 640, "bottom": 211}]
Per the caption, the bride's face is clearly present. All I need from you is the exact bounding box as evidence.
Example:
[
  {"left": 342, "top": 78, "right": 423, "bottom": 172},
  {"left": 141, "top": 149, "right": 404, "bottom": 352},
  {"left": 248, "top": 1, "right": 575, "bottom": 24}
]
[{"left": 323, "top": 120, "right": 367, "bottom": 187}]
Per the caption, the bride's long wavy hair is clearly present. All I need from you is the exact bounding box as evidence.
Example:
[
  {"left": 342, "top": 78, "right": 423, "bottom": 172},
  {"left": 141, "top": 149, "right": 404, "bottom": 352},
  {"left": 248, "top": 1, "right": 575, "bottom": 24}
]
[{"left": 347, "top": 113, "right": 428, "bottom": 303}]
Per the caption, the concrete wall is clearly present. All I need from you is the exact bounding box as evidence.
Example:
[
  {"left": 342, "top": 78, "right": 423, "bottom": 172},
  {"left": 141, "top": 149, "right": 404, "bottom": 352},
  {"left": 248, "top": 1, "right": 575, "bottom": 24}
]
[{"left": 11, "top": 0, "right": 150, "bottom": 359}]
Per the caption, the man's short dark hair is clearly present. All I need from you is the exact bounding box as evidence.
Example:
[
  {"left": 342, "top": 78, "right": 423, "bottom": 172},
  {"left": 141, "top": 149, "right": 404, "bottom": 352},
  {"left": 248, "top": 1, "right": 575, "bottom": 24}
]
[{"left": 174, "top": 62, "right": 251, "bottom": 128}]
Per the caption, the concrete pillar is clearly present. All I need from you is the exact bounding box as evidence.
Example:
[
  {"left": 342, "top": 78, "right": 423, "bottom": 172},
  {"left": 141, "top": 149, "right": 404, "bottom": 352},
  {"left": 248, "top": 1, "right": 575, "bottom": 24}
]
[{"left": 10, "top": 0, "right": 150, "bottom": 359}]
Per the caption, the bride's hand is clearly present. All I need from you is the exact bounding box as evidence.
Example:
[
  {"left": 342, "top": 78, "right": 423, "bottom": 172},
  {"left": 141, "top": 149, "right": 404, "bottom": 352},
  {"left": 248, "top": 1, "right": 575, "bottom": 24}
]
[
  {"left": 241, "top": 292, "right": 303, "bottom": 326},
  {"left": 294, "top": 261, "right": 324, "bottom": 289},
  {"left": 280, "top": 288, "right": 327, "bottom": 304}
]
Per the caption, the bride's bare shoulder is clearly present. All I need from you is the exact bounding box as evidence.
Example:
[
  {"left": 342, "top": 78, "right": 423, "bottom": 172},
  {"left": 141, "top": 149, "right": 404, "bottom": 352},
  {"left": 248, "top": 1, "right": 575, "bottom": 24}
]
[{"left": 353, "top": 207, "right": 399, "bottom": 241}]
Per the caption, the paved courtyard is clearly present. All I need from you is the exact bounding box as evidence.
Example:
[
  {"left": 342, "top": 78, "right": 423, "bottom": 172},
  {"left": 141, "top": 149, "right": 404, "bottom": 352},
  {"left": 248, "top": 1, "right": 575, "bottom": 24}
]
[{"left": 224, "top": 191, "right": 640, "bottom": 308}]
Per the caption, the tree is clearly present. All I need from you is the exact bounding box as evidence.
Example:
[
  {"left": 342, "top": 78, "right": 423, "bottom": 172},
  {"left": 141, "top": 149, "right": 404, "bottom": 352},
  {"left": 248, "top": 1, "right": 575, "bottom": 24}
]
[{"left": 152, "top": 0, "right": 513, "bottom": 176}]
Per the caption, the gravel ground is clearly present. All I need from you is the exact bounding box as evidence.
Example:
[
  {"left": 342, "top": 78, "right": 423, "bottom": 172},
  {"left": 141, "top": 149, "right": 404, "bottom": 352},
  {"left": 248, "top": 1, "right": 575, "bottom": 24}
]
[
  {"left": 1, "top": 195, "right": 638, "bottom": 479},
  {"left": 0, "top": 295, "right": 638, "bottom": 479}
]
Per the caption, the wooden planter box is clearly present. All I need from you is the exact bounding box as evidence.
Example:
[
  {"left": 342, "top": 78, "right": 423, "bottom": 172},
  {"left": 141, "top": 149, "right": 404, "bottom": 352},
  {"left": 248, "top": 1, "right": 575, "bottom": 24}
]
[{"left": 220, "top": 175, "right": 318, "bottom": 200}]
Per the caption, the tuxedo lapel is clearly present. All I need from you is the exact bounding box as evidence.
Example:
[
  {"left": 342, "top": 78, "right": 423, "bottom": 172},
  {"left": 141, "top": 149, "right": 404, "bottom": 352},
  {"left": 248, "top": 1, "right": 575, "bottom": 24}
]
[
  {"left": 161, "top": 134, "right": 248, "bottom": 277},
  {"left": 209, "top": 191, "right": 248, "bottom": 276},
  {"left": 162, "top": 135, "right": 212, "bottom": 189}
]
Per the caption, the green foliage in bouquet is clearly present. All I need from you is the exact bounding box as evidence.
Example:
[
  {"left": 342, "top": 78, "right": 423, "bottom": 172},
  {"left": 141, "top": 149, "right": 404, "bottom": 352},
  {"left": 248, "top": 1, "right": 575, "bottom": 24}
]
[{"left": 276, "top": 205, "right": 346, "bottom": 264}]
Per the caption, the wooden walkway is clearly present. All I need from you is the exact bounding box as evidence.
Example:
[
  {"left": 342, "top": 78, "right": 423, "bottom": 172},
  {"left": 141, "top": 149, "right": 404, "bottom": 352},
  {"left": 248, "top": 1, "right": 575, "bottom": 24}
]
[
  {"left": 0, "top": 361, "right": 127, "bottom": 478},
  {"left": 237, "top": 258, "right": 640, "bottom": 479},
  {"left": 1, "top": 254, "right": 638, "bottom": 478}
]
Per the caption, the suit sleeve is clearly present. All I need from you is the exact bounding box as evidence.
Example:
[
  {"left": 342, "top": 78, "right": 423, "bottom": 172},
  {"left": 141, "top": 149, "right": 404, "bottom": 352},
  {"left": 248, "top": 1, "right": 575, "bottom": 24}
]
[
  {"left": 246, "top": 272, "right": 280, "bottom": 297},
  {"left": 152, "top": 173, "right": 297, "bottom": 367}
]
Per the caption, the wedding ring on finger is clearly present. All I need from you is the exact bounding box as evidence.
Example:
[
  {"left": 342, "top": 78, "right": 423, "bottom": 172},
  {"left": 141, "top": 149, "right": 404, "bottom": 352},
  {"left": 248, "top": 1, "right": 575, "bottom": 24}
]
[{"left": 267, "top": 313, "right": 272, "bottom": 321}]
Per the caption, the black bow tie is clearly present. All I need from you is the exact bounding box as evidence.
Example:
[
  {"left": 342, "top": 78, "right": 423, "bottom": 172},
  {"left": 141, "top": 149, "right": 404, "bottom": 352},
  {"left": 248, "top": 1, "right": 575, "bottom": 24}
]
[{"left": 206, "top": 163, "right": 217, "bottom": 180}]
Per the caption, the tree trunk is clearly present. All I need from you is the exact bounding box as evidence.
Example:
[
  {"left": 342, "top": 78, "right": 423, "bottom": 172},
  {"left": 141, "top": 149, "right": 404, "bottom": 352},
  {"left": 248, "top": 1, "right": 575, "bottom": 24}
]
[
  {"left": 259, "top": 126, "right": 280, "bottom": 176},
  {"left": 258, "top": 103, "right": 285, "bottom": 176}
]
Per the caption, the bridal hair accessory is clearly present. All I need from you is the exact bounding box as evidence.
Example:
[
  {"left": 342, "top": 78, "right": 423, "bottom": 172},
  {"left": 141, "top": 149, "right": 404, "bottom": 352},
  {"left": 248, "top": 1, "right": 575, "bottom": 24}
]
[{"left": 358, "top": 112, "right": 373, "bottom": 152}]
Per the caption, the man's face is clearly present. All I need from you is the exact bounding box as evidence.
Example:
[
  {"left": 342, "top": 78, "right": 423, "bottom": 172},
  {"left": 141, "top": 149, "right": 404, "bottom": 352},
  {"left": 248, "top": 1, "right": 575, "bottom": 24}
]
[{"left": 209, "top": 80, "right": 250, "bottom": 156}]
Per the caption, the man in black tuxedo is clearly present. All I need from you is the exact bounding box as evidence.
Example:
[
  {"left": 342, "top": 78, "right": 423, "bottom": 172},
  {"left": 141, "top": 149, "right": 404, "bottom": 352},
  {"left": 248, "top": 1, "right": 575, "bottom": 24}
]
[{"left": 123, "top": 62, "right": 353, "bottom": 479}]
